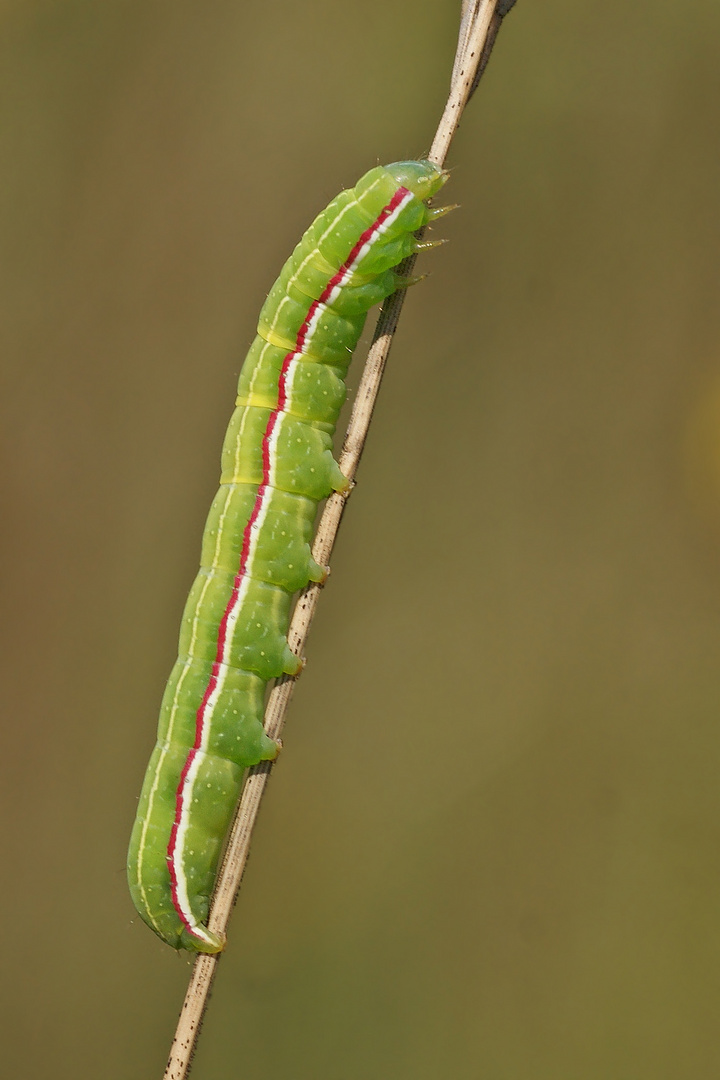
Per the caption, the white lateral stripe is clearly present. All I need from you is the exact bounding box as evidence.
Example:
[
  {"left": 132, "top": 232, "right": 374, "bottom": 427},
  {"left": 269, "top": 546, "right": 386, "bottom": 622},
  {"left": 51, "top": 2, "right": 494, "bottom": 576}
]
[
  {"left": 302, "top": 190, "right": 415, "bottom": 359},
  {"left": 264, "top": 191, "right": 414, "bottom": 487},
  {"left": 263, "top": 175, "right": 386, "bottom": 344},
  {"left": 170, "top": 483, "right": 274, "bottom": 936},
  {"left": 145, "top": 375, "right": 265, "bottom": 934},
  {"left": 135, "top": 480, "right": 237, "bottom": 933},
  {"left": 169, "top": 179, "right": 414, "bottom": 939}
]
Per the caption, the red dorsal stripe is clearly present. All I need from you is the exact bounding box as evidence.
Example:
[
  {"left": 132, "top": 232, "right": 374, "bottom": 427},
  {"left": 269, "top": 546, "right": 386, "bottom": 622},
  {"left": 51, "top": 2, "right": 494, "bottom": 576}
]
[{"left": 166, "top": 185, "right": 412, "bottom": 940}]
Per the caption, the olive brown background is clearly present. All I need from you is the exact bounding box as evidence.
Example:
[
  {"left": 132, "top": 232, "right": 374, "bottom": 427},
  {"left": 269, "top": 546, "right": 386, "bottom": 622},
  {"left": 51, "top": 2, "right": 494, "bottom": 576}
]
[{"left": 2, "top": 2, "right": 720, "bottom": 1077}]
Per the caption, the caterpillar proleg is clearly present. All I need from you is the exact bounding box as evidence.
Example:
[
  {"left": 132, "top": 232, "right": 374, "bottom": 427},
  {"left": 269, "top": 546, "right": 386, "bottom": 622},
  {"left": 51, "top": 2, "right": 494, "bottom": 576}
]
[{"left": 127, "top": 160, "right": 448, "bottom": 952}]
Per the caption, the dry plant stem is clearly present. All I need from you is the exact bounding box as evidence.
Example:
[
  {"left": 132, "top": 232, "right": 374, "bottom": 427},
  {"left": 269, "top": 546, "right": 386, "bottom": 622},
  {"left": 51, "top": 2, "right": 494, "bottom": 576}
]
[
  {"left": 163, "top": 3, "right": 508, "bottom": 1076},
  {"left": 433, "top": 0, "right": 497, "bottom": 161}
]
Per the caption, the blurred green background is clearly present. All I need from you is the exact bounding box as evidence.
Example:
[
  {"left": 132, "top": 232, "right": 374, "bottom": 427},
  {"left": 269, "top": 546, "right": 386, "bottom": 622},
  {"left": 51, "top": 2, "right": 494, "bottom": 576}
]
[{"left": 2, "top": 1, "right": 720, "bottom": 1077}]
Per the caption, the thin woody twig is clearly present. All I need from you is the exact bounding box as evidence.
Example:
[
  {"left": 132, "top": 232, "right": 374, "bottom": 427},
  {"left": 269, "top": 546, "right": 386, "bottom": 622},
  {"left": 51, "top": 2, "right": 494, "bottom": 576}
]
[
  {"left": 163, "top": 3, "right": 514, "bottom": 1076},
  {"left": 452, "top": 1, "right": 477, "bottom": 88}
]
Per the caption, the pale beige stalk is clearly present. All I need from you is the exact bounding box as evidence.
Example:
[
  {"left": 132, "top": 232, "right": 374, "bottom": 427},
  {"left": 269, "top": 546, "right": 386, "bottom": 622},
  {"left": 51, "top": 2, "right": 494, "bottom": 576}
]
[{"left": 164, "top": 3, "right": 511, "bottom": 1076}]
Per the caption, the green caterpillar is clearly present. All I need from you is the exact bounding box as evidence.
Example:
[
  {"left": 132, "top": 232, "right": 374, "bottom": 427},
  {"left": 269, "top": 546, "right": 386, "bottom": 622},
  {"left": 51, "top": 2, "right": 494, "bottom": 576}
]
[{"left": 127, "top": 160, "right": 448, "bottom": 952}]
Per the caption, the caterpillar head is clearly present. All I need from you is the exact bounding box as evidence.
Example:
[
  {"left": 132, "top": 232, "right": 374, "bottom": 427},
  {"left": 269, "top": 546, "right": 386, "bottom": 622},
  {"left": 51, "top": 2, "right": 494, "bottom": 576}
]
[{"left": 384, "top": 160, "right": 448, "bottom": 202}]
